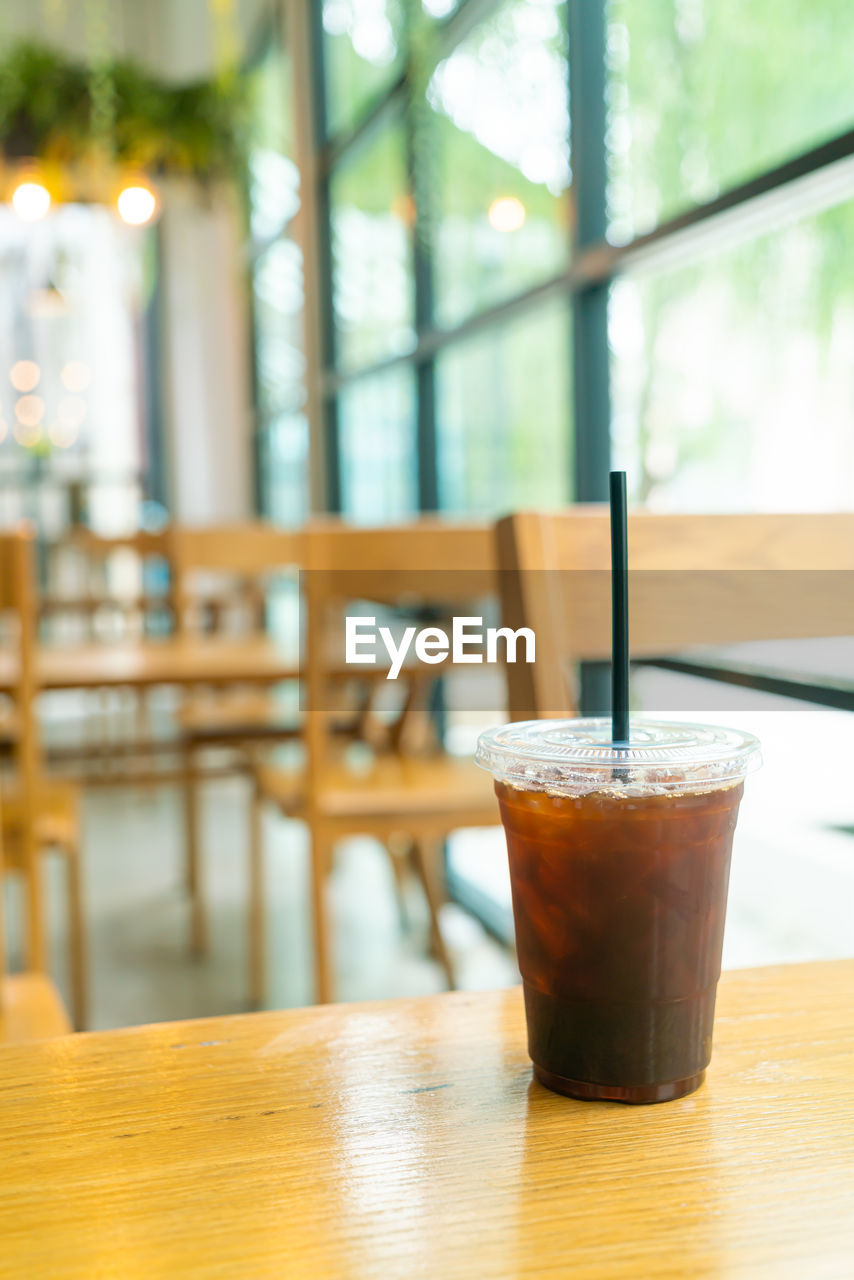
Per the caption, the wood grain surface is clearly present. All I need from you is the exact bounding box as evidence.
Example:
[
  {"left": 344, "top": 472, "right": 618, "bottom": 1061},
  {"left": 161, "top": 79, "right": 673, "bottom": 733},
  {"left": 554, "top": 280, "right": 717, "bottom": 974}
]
[{"left": 1, "top": 960, "right": 853, "bottom": 1279}]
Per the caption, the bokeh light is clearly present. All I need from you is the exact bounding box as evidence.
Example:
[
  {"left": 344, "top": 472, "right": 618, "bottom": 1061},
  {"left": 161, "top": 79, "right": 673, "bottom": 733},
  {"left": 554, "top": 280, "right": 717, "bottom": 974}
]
[
  {"left": 15, "top": 395, "right": 45, "bottom": 427},
  {"left": 428, "top": 8, "right": 570, "bottom": 196},
  {"left": 488, "top": 196, "right": 527, "bottom": 232},
  {"left": 61, "top": 361, "right": 91, "bottom": 393},
  {"left": 323, "top": 0, "right": 397, "bottom": 65},
  {"left": 117, "top": 184, "right": 157, "bottom": 226},
  {"left": 11, "top": 181, "right": 51, "bottom": 221},
  {"left": 50, "top": 419, "right": 80, "bottom": 448},
  {"left": 10, "top": 360, "right": 40, "bottom": 392},
  {"left": 14, "top": 420, "right": 42, "bottom": 447}
]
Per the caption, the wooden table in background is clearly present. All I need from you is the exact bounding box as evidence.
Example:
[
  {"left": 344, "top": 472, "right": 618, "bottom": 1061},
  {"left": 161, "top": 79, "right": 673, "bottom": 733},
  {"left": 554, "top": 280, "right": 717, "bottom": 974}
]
[
  {"left": 1, "top": 960, "right": 853, "bottom": 1278},
  {"left": 0, "top": 636, "right": 299, "bottom": 692},
  {"left": 0, "top": 637, "right": 414, "bottom": 694}
]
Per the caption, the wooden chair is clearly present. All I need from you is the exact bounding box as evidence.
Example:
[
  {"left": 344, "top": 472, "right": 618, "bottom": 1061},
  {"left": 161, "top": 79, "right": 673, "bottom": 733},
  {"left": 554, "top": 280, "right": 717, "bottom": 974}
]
[
  {"left": 0, "top": 529, "right": 85, "bottom": 1031},
  {"left": 170, "top": 524, "right": 305, "bottom": 952},
  {"left": 41, "top": 526, "right": 175, "bottom": 642},
  {"left": 250, "top": 519, "right": 501, "bottom": 1007},
  {"left": 0, "top": 804, "right": 71, "bottom": 1043},
  {"left": 40, "top": 527, "right": 175, "bottom": 782},
  {"left": 170, "top": 523, "right": 297, "bottom": 639},
  {"left": 496, "top": 508, "right": 854, "bottom": 717}
]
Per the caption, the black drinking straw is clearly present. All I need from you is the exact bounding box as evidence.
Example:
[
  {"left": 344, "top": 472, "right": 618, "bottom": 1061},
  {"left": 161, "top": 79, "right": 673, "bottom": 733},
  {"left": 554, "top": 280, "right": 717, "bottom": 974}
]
[{"left": 609, "top": 470, "right": 629, "bottom": 745}]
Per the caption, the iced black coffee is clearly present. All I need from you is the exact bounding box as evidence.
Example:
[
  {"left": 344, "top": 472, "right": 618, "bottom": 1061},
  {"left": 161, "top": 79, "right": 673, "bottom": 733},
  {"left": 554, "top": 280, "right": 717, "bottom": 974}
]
[{"left": 477, "top": 719, "right": 761, "bottom": 1103}]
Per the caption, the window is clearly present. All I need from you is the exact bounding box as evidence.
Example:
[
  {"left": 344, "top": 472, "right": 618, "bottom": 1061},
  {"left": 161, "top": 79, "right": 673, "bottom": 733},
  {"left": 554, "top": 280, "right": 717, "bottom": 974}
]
[
  {"left": 339, "top": 366, "right": 418, "bottom": 521},
  {"left": 291, "top": 0, "right": 854, "bottom": 544},
  {"left": 428, "top": 0, "right": 570, "bottom": 327},
  {"left": 330, "top": 120, "right": 415, "bottom": 369},
  {"left": 606, "top": 0, "right": 854, "bottom": 240},
  {"left": 322, "top": 0, "right": 407, "bottom": 136},
  {"left": 610, "top": 197, "right": 854, "bottom": 510},
  {"left": 316, "top": 0, "right": 574, "bottom": 522},
  {"left": 247, "top": 38, "right": 297, "bottom": 239},
  {"left": 436, "top": 298, "right": 571, "bottom": 514},
  {"left": 248, "top": 31, "right": 309, "bottom": 525}
]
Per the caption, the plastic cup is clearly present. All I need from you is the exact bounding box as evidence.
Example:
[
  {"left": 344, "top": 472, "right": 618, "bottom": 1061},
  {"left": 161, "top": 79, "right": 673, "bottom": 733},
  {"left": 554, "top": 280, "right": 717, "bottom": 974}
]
[{"left": 476, "top": 718, "right": 761, "bottom": 1104}]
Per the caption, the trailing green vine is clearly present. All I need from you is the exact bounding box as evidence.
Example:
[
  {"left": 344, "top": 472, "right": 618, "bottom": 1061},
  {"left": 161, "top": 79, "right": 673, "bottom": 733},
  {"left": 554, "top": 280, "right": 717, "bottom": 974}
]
[{"left": 0, "top": 41, "right": 246, "bottom": 182}]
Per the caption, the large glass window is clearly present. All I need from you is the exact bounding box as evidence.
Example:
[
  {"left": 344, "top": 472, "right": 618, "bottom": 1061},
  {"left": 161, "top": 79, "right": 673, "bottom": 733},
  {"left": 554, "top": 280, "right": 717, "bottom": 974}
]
[
  {"left": 436, "top": 297, "right": 571, "bottom": 514},
  {"left": 427, "top": 0, "right": 570, "bottom": 328},
  {"left": 330, "top": 120, "right": 415, "bottom": 370},
  {"left": 247, "top": 38, "right": 297, "bottom": 240},
  {"left": 253, "top": 240, "right": 305, "bottom": 426},
  {"left": 606, "top": 0, "right": 854, "bottom": 241},
  {"left": 610, "top": 197, "right": 854, "bottom": 511},
  {"left": 322, "top": 0, "right": 407, "bottom": 137},
  {"left": 308, "top": 0, "right": 854, "bottom": 536},
  {"left": 248, "top": 33, "right": 309, "bottom": 525},
  {"left": 338, "top": 366, "right": 418, "bottom": 521},
  {"left": 321, "top": 0, "right": 572, "bottom": 525}
]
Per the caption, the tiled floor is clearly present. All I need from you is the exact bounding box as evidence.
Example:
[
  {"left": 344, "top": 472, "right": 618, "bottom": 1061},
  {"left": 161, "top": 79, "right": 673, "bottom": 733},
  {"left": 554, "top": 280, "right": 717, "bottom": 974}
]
[{"left": 32, "top": 776, "right": 518, "bottom": 1031}]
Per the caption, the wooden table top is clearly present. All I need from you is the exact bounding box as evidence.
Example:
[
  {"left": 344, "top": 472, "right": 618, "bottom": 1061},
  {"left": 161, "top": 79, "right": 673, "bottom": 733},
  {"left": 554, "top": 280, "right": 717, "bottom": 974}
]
[
  {"left": 1, "top": 960, "right": 853, "bottom": 1278},
  {"left": 0, "top": 635, "right": 298, "bottom": 691}
]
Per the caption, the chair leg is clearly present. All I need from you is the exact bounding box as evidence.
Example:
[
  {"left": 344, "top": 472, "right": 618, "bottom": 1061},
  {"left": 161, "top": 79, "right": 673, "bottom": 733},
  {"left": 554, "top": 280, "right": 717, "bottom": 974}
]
[
  {"left": 24, "top": 844, "right": 46, "bottom": 975},
  {"left": 386, "top": 835, "right": 410, "bottom": 930},
  {"left": 410, "top": 837, "right": 455, "bottom": 990},
  {"left": 66, "top": 845, "right": 88, "bottom": 1031},
  {"left": 248, "top": 783, "right": 266, "bottom": 1009},
  {"left": 183, "top": 744, "right": 207, "bottom": 955},
  {"left": 310, "top": 829, "right": 334, "bottom": 1005}
]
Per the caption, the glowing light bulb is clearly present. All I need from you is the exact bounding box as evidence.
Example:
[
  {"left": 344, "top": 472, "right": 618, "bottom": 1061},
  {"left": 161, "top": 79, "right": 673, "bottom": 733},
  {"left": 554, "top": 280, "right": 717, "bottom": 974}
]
[
  {"left": 61, "top": 361, "right": 91, "bottom": 393},
  {"left": 12, "top": 181, "right": 51, "bottom": 221},
  {"left": 10, "top": 360, "right": 40, "bottom": 392},
  {"left": 487, "top": 196, "right": 526, "bottom": 233},
  {"left": 117, "top": 184, "right": 157, "bottom": 226}
]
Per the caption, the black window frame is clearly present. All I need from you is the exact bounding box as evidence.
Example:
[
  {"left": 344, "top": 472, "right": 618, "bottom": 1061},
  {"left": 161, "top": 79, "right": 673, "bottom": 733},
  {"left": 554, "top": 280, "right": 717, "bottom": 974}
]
[{"left": 300, "top": 0, "right": 854, "bottom": 514}]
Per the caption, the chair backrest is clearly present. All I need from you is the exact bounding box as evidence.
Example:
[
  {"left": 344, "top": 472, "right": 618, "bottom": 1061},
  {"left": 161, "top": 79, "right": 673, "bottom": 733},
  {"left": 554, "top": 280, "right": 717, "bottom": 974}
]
[
  {"left": 496, "top": 508, "right": 854, "bottom": 718},
  {"left": 170, "top": 523, "right": 303, "bottom": 636},
  {"left": 0, "top": 528, "right": 46, "bottom": 969},
  {"left": 42, "top": 527, "right": 175, "bottom": 640},
  {"left": 301, "top": 519, "right": 496, "bottom": 790}
]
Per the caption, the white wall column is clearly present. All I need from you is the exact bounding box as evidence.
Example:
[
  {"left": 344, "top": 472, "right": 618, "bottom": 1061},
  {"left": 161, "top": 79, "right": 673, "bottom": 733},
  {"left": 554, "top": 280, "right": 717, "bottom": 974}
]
[{"left": 159, "top": 184, "right": 253, "bottom": 524}]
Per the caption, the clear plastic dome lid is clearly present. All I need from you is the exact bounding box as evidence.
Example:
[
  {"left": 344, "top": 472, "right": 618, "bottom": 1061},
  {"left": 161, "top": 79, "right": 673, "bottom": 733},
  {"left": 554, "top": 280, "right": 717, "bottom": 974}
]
[{"left": 476, "top": 718, "right": 762, "bottom": 797}]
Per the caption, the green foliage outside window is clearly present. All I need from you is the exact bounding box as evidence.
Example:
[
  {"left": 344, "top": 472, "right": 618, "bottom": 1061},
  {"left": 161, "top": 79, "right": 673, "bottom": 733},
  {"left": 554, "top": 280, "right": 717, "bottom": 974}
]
[{"left": 607, "top": 0, "right": 854, "bottom": 509}]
